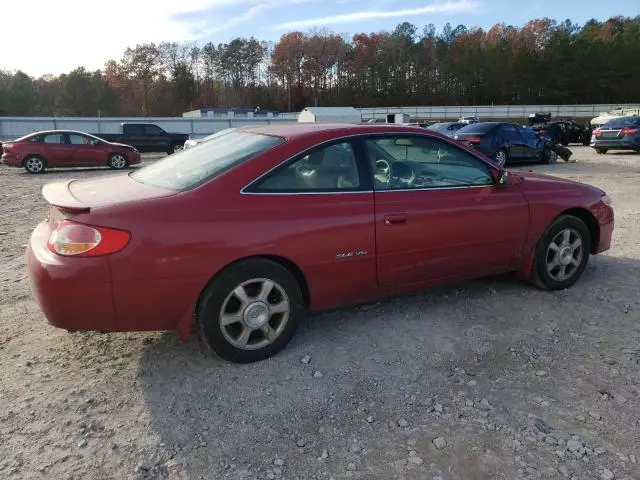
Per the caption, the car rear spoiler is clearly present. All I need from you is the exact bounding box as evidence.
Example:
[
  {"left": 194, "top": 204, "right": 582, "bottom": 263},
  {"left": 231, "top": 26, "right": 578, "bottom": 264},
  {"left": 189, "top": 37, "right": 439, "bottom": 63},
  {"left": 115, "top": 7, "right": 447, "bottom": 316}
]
[{"left": 42, "top": 180, "right": 90, "bottom": 213}]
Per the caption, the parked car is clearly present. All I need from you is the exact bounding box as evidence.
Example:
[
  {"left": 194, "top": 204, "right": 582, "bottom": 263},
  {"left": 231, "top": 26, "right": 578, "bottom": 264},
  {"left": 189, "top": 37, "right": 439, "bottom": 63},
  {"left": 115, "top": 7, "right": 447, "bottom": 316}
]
[
  {"left": 454, "top": 122, "right": 556, "bottom": 166},
  {"left": 27, "top": 124, "right": 614, "bottom": 362},
  {"left": 425, "top": 122, "right": 467, "bottom": 136},
  {"left": 183, "top": 128, "right": 235, "bottom": 150},
  {"left": 530, "top": 121, "right": 591, "bottom": 146},
  {"left": 93, "top": 123, "right": 189, "bottom": 154},
  {"left": 1, "top": 130, "right": 141, "bottom": 173},
  {"left": 590, "top": 116, "right": 640, "bottom": 154}
]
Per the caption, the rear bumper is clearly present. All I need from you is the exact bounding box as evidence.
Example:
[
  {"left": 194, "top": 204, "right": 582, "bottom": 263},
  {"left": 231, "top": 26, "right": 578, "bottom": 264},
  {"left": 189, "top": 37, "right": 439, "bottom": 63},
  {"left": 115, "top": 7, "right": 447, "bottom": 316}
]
[
  {"left": 591, "top": 138, "right": 640, "bottom": 150},
  {"left": 26, "top": 221, "right": 115, "bottom": 331},
  {"left": 1, "top": 153, "right": 21, "bottom": 167}
]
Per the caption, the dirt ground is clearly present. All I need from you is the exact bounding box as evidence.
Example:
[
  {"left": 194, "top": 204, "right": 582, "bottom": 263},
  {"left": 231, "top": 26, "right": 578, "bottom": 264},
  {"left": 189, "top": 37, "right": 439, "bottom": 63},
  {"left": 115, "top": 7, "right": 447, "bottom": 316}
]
[{"left": 1, "top": 147, "right": 639, "bottom": 480}]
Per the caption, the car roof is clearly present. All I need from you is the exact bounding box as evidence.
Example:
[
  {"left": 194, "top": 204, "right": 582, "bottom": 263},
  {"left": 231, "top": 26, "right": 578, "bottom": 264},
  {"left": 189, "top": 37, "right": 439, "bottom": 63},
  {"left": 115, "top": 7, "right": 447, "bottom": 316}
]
[
  {"left": 238, "top": 123, "right": 441, "bottom": 140},
  {"left": 24, "top": 130, "right": 98, "bottom": 136}
]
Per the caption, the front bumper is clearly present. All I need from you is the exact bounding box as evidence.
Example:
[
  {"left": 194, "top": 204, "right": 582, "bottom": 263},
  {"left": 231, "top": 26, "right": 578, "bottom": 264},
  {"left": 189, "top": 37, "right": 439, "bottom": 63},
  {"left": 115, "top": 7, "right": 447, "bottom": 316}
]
[{"left": 26, "top": 221, "right": 115, "bottom": 331}]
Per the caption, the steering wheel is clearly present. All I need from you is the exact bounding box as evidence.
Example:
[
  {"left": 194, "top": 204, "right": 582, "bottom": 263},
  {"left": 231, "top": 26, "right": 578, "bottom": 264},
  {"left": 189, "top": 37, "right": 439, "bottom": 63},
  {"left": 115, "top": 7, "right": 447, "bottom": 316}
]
[{"left": 375, "top": 159, "right": 390, "bottom": 180}]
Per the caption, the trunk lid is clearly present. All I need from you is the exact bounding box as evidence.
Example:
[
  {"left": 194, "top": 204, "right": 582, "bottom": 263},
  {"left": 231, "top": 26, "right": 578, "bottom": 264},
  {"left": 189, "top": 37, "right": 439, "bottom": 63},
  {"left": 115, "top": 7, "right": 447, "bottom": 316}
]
[{"left": 43, "top": 174, "right": 177, "bottom": 212}]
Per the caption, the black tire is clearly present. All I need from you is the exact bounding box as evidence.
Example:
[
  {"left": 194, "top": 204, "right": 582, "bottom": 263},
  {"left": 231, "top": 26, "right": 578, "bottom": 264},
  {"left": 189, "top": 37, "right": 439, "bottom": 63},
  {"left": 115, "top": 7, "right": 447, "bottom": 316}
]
[
  {"left": 596, "top": 149, "right": 607, "bottom": 155},
  {"left": 107, "top": 153, "right": 128, "bottom": 170},
  {"left": 198, "top": 258, "right": 305, "bottom": 363},
  {"left": 494, "top": 149, "right": 508, "bottom": 167},
  {"left": 531, "top": 215, "right": 591, "bottom": 291},
  {"left": 23, "top": 156, "right": 46, "bottom": 174},
  {"left": 168, "top": 144, "right": 183, "bottom": 155},
  {"left": 543, "top": 148, "right": 558, "bottom": 165}
]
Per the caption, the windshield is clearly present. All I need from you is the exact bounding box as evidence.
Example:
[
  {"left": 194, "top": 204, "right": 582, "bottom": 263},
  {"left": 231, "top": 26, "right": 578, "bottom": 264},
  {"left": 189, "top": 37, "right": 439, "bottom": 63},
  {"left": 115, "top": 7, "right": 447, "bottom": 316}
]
[
  {"left": 455, "top": 123, "right": 498, "bottom": 135},
  {"left": 131, "top": 130, "right": 284, "bottom": 190},
  {"left": 603, "top": 116, "right": 640, "bottom": 128}
]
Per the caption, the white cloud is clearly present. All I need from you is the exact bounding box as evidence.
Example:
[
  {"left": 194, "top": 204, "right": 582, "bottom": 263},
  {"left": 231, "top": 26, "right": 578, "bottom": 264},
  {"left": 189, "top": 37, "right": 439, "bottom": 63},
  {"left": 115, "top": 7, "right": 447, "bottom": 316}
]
[
  {"left": 0, "top": 0, "right": 224, "bottom": 76},
  {"left": 273, "top": 0, "right": 481, "bottom": 29}
]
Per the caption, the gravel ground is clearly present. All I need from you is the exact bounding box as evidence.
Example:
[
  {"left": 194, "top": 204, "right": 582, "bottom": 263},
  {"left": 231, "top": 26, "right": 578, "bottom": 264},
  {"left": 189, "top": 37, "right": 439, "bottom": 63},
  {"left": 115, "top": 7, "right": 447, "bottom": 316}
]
[{"left": 1, "top": 147, "right": 640, "bottom": 480}]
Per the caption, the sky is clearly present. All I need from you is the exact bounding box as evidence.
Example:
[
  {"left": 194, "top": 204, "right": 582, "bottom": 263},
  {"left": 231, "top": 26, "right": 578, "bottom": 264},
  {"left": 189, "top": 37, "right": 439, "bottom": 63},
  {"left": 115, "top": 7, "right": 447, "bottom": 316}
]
[{"left": 2, "top": 0, "right": 639, "bottom": 77}]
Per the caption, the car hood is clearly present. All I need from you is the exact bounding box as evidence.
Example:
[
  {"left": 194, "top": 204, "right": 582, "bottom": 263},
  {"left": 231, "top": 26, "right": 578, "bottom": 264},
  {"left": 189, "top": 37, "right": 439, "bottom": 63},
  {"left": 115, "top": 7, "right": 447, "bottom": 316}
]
[
  {"left": 62, "top": 173, "right": 177, "bottom": 209},
  {"left": 109, "top": 142, "right": 136, "bottom": 150},
  {"left": 512, "top": 171, "right": 605, "bottom": 196}
]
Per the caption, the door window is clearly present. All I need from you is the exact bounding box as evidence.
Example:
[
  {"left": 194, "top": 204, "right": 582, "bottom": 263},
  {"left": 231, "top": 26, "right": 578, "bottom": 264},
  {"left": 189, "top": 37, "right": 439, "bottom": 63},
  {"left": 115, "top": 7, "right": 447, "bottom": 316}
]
[
  {"left": 365, "top": 136, "right": 493, "bottom": 191},
  {"left": 68, "top": 134, "right": 92, "bottom": 145},
  {"left": 501, "top": 125, "right": 522, "bottom": 142},
  {"left": 42, "top": 133, "right": 65, "bottom": 144},
  {"left": 144, "top": 124, "right": 165, "bottom": 135},
  {"left": 250, "top": 142, "right": 360, "bottom": 192}
]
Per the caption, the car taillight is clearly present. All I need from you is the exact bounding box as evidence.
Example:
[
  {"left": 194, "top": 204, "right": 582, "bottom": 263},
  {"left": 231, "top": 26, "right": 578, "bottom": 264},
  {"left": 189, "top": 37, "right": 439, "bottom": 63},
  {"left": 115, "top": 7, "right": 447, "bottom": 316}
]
[
  {"left": 539, "top": 129, "right": 546, "bottom": 135},
  {"left": 465, "top": 136, "right": 482, "bottom": 144},
  {"left": 47, "top": 220, "right": 130, "bottom": 257},
  {"left": 620, "top": 128, "right": 639, "bottom": 135},
  {"left": 593, "top": 129, "right": 601, "bottom": 135}
]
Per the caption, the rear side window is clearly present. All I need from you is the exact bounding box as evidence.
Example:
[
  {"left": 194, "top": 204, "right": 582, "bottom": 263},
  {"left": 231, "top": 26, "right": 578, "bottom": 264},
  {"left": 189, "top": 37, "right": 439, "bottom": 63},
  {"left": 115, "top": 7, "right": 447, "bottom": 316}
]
[
  {"left": 604, "top": 116, "right": 640, "bottom": 128},
  {"left": 456, "top": 123, "right": 497, "bottom": 135},
  {"left": 43, "top": 133, "right": 65, "bottom": 144},
  {"left": 126, "top": 124, "right": 145, "bottom": 136},
  {"left": 131, "top": 131, "right": 284, "bottom": 190}
]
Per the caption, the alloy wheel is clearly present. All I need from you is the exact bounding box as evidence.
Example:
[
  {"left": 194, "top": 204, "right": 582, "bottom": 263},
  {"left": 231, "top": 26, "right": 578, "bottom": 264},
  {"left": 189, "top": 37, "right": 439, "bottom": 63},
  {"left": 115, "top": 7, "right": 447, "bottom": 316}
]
[
  {"left": 219, "top": 278, "right": 290, "bottom": 350},
  {"left": 545, "top": 228, "right": 583, "bottom": 282}
]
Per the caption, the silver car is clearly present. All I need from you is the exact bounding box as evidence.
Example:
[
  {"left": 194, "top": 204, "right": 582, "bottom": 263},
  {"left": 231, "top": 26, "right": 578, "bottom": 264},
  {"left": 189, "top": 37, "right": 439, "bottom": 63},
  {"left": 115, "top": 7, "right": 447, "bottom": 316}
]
[{"left": 591, "top": 116, "right": 640, "bottom": 154}]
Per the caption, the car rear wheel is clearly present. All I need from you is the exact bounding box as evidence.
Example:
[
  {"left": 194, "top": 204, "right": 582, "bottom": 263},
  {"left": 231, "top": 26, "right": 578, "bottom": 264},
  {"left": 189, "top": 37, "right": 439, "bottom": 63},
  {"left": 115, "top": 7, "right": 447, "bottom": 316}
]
[
  {"left": 24, "top": 156, "right": 46, "bottom": 174},
  {"left": 596, "top": 149, "right": 607, "bottom": 154},
  {"left": 107, "top": 153, "right": 128, "bottom": 170},
  {"left": 531, "top": 215, "right": 590, "bottom": 290},
  {"left": 168, "top": 144, "right": 183, "bottom": 154},
  {"left": 494, "top": 149, "right": 508, "bottom": 167},
  {"left": 198, "top": 258, "right": 304, "bottom": 363}
]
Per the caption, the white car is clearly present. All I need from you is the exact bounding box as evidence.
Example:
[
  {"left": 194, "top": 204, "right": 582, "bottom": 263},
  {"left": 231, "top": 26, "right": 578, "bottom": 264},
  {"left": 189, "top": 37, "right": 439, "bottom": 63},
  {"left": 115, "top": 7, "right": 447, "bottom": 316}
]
[{"left": 183, "top": 128, "right": 235, "bottom": 149}]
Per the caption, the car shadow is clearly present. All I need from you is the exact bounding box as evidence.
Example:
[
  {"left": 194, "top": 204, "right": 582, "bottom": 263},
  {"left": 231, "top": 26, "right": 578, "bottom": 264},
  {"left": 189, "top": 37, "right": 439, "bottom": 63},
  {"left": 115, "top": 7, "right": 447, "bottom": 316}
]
[{"left": 137, "top": 253, "right": 640, "bottom": 478}]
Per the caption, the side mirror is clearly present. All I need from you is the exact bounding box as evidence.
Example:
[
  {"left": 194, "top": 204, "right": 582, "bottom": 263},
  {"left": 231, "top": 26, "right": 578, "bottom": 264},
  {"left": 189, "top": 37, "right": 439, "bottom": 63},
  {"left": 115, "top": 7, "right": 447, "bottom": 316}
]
[{"left": 493, "top": 170, "right": 509, "bottom": 186}]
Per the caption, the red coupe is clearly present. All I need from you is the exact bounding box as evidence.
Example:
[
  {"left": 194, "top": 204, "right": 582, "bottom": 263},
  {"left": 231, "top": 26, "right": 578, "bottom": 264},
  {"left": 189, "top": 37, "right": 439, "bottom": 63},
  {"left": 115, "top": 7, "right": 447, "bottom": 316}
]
[
  {"left": 1, "top": 130, "right": 141, "bottom": 173},
  {"left": 26, "top": 124, "right": 614, "bottom": 362}
]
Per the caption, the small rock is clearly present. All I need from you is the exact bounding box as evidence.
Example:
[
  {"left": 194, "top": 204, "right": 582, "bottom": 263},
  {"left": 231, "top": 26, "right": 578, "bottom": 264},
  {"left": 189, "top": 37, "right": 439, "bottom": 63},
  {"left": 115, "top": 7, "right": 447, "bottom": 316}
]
[
  {"left": 301, "top": 355, "right": 311, "bottom": 364},
  {"left": 273, "top": 458, "right": 285, "bottom": 467},
  {"left": 617, "top": 453, "right": 628, "bottom": 462},
  {"left": 589, "top": 411, "right": 602, "bottom": 420},
  {"left": 348, "top": 445, "right": 362, "bottom": 454},
  {"left": 272, "top": 467, "right": 283, "bottom": 476},
  {"left": 604, "top": 357, "right": 617, "bottom": 365},
  {"left": 434, "top": 403, "right": 443, "bottom": 413},
  {"left": 398, "top": 418, "right": 409, "bottom": 428},
  {"left": 541, "top": 400, "right": 550, "bottom": 408},
  {"left": 313, "top": 371, "right": 323, "bottom": 378},
  {"left": 346, "top": 462, "right": 357, "bottom": 471},
  {"left": 576, "top": 414, "right": 586, "bottom": 423},
  {"left": 535, "top": 370, "right": 549, "bottom": 377},
  {"left": 467, "top": 380, "right": 477, "bottom": 387},
  {"left": 319, "top": 449, "right": 329, "bottom": 460},
  {"left": 545, "top": 436, "right": 557, "bottom": 446},
  {"left": 366, "top": 415, "right": 374, "bottom": 423},
  {"left": 479, "top": 399, "right": 493, "bottom": 410},
  {"left": 534, "top": 419, "right": 553, "bottom": 434},
  {"left": 408, "top": 456, "right": 423, "bottom": 465},
  {"left": 285, "top": 374, "right": 293, "bottom": 381},
  {"left": 630, "top": 454, "right": 637, "bottom": 464},
  {"left": 296, "top": 439, "right": 306, "bottom": 447},
  {"left": 567, "top": 439, "right": 583, "bottom": 452},
  {"left": 594, "top": 447, "right": 606, "bottom": 455},
  {"left": 558, "top": 465, "right": 570, "bottom": 477},
  {"left": 432, "top": 436, "right": 447, "bottom": 450},
  {"left": 465, "top": 399, "right": 474, "bottom": 407},
  {"left": 77, "top": 439, "right": 87, "bottom": 448},
  {"left": 601, "top": 469, "right": 614, "bottom": 480},
  {"left": 266, "top": 474, "right": 276, "bottom": 480}
]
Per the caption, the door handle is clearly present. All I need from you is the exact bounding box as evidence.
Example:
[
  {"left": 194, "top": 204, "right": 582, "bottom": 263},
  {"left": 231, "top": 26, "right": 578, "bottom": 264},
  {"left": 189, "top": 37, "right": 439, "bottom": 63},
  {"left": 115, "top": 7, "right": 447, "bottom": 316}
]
[{"left": 384, "top": 214, "right": 407, "bottom": 225}]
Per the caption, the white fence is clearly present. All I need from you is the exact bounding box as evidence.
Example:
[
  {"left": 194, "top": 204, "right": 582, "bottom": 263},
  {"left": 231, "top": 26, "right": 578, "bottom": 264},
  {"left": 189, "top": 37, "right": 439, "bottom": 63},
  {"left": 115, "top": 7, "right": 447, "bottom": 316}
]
[
  {"left": 358, "top": 104, "right": 640, "bottom": 120},
  {"left": 2, "top": 104, "right": 639, "bottom": 140},
  {"left": 0, "top": 116, "right": 296, "bottom": 141}
]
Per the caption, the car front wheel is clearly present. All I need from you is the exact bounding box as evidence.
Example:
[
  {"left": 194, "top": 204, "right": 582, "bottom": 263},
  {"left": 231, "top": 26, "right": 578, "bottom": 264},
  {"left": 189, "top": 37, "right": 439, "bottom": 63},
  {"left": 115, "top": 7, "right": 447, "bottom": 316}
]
[
  {"left": 494, "top": 149, "right": 508, "bottom": 167},
  {"left": 531, "top": 215, "right": 591, "bottom": 290},
  {"left": 198, "top": 258, "right": 304, "bottom": 363}
]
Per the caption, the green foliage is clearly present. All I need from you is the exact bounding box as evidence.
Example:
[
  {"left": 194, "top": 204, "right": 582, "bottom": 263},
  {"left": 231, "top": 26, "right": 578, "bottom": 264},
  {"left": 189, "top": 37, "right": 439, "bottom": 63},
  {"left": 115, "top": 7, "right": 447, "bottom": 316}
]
[{"left": 0, "top": 16, "right": 638, "bottom": 116}]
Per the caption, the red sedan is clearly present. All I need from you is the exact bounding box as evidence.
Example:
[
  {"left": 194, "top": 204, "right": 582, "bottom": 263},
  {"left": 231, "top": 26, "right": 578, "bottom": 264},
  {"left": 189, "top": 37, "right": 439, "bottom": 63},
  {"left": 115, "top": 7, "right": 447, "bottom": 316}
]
[
  {"left": 1, "top": 130, "right": 141, "bottom": 173},
  {"left": 26, "top": 124, "right": 614, "bottom": 362}
]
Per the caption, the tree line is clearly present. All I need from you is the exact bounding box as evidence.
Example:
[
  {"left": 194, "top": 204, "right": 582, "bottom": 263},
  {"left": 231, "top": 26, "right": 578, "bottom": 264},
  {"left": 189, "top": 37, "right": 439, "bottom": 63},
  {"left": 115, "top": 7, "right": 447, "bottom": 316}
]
[{"left": 0, "top": 16, "right": 638, "bottom": 117}]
